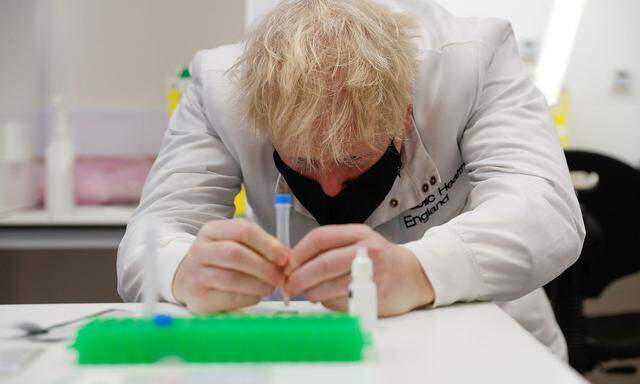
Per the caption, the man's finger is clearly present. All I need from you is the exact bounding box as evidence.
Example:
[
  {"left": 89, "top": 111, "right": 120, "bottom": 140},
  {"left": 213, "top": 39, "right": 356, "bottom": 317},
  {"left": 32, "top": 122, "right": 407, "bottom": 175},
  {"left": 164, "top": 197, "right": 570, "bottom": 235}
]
[
  {"left": 321, "top": 297, "right": 349, "bottom": 313},
  {"left": 198, "top": 266, "right": 276, "bottom": 297},
  {"left": 200, "top": 220, "right": 289, "bottom": 266},
  {"left": 195, "top": 241, "right": 285, "bottom": 287},
  {"left": 285, "top": 245, "right": 356, "bottom": 296},
  {"left": 305, "top": 274, "right": 351, "bottom": 303},
  {"left": 188, "top": 289, "right": 261, "bottom": 314},
  {"left": 286, "top": 225, "right": 371, "bottom": 274}
]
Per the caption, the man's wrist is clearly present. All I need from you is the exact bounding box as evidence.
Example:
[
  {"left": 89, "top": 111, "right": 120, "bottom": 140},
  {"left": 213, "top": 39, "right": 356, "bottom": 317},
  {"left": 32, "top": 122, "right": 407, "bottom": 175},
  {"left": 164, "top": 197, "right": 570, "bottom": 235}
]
[
  {"left": 157, "top": 236, "right": 194, "bottom": 304},
  {"left": 171, "top": 254, "right": 189, "bottom": 306},
  {"left": 399, "top": 245, "right": 435, "bottom": 308}
]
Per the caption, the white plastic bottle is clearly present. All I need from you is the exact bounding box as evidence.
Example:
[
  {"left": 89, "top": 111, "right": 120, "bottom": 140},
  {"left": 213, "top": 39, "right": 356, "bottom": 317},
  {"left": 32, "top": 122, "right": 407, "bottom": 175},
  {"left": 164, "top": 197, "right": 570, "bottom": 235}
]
[
  {"left": 46, "top": 96, "right": 76, "bottom": 216},
  {"left": 349, "top": 247, "right": 378, "bottom": 331},
  {"left": 0, "top": 120, "right": 37, "bottom": 213}
]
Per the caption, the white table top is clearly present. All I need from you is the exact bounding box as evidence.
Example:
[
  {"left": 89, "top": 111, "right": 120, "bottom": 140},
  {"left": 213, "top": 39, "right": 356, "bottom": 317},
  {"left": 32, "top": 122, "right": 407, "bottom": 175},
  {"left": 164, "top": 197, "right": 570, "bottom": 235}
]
[{"left": 0, "top": 302, "right": 586, "bottom": 384}]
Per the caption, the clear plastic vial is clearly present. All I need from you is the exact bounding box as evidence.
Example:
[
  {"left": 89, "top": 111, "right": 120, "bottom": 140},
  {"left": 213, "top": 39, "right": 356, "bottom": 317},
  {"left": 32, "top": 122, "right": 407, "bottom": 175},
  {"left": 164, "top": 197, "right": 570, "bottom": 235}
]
[
  {"left": 274, "top": 194, "right": 291, "bottom": 247},
  {"left": 274, "top": 194, "right": 292, "bottom": 305}
]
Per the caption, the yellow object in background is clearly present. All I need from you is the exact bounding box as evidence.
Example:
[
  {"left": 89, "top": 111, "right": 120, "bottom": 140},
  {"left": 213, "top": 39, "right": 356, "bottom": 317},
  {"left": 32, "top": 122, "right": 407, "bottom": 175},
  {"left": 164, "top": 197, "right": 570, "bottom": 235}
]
[
  {"left": 167, "top": 88, "right": 181, "bottom": 117},
  {"left": 166, "top": 66, "right": 248, "bottom": 218},
  {"left": 234, "top": 186, "right": 248, "bottom": 218},
  {"left": 166, "top": 67, "right": 192, "bottom": 117},
  {"left": 167, "top": 88, "right": 182, "bottom": 116},
  {"left": 551, "top": 88, "right": 570, "bottom": 149}
]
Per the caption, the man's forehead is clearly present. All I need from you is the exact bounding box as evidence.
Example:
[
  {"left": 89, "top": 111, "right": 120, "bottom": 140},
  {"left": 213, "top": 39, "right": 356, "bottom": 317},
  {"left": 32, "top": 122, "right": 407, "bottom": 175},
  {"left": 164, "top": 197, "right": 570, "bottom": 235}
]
[{"left": 276, "top": 139, "right": 383, "bottom": 161}]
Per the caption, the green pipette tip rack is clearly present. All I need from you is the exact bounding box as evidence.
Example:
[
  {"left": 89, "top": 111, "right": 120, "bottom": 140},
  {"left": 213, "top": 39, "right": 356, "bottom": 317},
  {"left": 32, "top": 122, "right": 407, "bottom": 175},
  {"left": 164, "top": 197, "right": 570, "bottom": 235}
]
[{"left": 72, "top": 313, "right": 368, "bottom": 364}]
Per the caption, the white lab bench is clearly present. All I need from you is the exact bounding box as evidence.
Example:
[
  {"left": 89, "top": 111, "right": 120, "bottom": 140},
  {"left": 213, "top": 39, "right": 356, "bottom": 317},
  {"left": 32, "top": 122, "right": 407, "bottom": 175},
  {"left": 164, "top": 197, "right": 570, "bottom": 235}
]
[
  {"left": 0, "top": 301, "right": 587, "bottom": 384},
  {"left": 0, "top": 207, "right": 134, "bottom": 250}
]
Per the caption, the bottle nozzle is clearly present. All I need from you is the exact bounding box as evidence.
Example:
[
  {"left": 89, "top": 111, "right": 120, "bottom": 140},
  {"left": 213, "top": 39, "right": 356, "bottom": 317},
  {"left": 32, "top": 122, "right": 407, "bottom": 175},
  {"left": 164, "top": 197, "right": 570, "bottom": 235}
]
[{"left": 352, "top": 247, "right": 373, "bottom": 282}]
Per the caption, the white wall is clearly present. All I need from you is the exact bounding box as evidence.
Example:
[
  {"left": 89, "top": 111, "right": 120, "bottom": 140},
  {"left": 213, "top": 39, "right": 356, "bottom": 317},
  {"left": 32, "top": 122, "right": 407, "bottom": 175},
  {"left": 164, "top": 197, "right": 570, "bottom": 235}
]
[
  {"left": 45, "top": 0, "right": 245, "bottom": 156},
  {"left": 564, "top": 0, "right": 640, "bottom": 166},
  {"left": 48, "top": 0, "right": 245, "bottom": 110},
  {"left": 425, "top": 0, "right": 640, "bottom": 166},
  {"left": 0, "top": 0, "right": 42, "bottom": 131},
  {"left": 2, "top": 0, "right": 638, "bottom": 165}
]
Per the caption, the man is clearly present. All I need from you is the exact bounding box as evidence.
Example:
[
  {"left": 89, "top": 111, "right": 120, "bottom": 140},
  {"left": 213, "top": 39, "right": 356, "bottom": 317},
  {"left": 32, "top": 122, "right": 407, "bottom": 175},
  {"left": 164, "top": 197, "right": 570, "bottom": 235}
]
[{"left": 118, "top": 0, "right": 584, "bottom": 359}]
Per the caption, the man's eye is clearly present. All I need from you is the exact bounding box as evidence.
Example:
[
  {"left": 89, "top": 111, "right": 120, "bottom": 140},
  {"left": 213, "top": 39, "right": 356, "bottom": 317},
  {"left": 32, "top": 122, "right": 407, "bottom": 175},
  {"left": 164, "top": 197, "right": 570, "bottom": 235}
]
[
  {"left": 339, "top": 155, "right": 360, "bottom": 165},
  {"left": 294, "top": 160, "right": 315, "bottom": 173},
  {"left": 342, "top": 155, "right": 366, "bottom": 168},
  {"left": 294, "top": 157, "right": 309, "bottom": 166}
]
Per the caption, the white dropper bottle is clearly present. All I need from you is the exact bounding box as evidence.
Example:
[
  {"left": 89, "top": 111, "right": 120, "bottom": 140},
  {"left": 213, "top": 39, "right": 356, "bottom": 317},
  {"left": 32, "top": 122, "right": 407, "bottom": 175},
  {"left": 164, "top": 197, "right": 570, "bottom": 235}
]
[
  {"left": 349, "top": 247, "right": 378, "bottom": 331},
  {"left": 46, "top": 95, "right": 76, "bottom": 216}
]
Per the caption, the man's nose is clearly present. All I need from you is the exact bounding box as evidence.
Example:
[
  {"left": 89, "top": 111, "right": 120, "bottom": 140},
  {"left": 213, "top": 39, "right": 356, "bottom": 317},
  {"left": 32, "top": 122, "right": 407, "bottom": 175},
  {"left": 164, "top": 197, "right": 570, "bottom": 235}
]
[{"left": 317, "top": 171, "right": 347, "bottom": 197}]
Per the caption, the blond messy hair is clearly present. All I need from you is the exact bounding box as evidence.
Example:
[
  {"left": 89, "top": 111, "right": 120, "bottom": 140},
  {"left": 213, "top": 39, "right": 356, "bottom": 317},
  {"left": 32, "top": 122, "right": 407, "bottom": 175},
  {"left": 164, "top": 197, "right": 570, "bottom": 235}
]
[{"left": 231, "top": 0, "right": 419, "bottom": 167}]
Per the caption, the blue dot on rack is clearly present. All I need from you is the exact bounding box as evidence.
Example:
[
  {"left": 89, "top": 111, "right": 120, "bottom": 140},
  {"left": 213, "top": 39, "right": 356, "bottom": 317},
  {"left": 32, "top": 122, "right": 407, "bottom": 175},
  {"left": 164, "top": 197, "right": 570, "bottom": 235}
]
[{"left": 153, "top": 314, "right": 174, "bottom": 327}]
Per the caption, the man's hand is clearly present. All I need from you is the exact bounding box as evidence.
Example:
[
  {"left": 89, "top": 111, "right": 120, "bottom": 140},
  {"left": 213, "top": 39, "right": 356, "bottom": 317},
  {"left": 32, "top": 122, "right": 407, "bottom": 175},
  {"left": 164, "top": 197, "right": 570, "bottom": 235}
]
[
  {"left": 173, "top": 219, "right": 289, "bottom": 313},
  {"left": 284, "top": 225, "right": 434, "bottom": 317}
]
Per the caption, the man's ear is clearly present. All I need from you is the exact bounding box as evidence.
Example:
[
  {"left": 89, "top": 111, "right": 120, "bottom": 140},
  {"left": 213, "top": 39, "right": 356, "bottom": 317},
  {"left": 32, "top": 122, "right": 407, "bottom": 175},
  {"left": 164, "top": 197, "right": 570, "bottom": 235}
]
[{"left": 403, "top": 104, "right": 414, "bottom": 131}]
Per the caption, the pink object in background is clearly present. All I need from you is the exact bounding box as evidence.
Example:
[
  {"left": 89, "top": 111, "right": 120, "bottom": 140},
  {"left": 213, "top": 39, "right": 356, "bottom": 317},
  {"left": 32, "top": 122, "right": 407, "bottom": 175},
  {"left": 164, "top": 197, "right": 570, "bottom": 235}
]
[{"left": 36, "top": 157, "right": 155, "bottom": 207}]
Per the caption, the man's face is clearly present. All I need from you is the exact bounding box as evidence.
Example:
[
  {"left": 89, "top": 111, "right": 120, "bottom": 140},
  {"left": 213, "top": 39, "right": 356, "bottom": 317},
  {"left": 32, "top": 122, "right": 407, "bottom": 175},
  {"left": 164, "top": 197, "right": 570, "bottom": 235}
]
[
  {"left": 275, "top": 140, "right": 388, "bottom": 197},
  {"left": 274, "top": 105, "right": 412, "bottom": 197}
]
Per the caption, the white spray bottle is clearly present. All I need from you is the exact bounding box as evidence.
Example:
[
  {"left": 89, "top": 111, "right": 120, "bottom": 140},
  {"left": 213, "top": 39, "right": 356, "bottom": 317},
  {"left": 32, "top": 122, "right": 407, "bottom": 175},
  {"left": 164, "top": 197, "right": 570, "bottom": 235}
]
[{"left": 46, "top": 95, "right": 76, "bottom": 216}]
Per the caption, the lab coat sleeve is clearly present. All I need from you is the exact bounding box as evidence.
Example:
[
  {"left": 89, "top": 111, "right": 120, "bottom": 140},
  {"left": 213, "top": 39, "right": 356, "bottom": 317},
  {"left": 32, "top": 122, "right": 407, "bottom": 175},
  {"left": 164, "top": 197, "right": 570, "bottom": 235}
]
[
  {"left": 117, "top": 51, "right": 242, "bottom": 303},
  {"left": 403, "top": 22, "right": 585, "bottom": 307}
]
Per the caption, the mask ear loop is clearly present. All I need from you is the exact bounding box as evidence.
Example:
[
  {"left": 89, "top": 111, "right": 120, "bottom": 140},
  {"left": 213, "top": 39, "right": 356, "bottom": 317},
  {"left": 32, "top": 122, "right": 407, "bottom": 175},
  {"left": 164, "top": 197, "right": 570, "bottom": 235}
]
[
  {"left": 394, "top": 110, "right": 420, "bottom": 174},
  {"left": 410, "top": 111, "right": 418, "bottom": 132},
  {"left": 409, "top": 110, "right": 427, "bottom": 148}
]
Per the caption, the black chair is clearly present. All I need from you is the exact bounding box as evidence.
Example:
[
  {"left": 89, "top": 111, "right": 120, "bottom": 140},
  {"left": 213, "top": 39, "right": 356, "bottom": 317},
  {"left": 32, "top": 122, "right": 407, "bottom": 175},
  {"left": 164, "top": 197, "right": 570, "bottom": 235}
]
[{"left": 544, "top": 150, "right": 640, "bottom": 374}]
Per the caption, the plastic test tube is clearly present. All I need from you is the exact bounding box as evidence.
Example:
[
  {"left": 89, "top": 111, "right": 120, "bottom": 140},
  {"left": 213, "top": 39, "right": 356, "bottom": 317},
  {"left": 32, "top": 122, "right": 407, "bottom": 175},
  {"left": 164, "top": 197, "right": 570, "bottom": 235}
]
[{"left": 275, "top": 194, "right": 292, "bottom": 306}]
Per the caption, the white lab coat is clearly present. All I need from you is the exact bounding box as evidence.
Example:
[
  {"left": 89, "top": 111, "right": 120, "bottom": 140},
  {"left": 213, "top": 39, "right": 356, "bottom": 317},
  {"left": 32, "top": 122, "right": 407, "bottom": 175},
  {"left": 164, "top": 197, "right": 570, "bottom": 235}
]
[{"left": 117, "top": 0, "right": 585, "bottom": 360}]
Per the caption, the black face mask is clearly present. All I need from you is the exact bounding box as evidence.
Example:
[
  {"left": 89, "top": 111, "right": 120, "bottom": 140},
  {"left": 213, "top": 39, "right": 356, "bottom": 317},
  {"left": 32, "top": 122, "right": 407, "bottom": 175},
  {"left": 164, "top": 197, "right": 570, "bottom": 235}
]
[{"left": 273, "top": 143, "right": 402, "bottom": 225}]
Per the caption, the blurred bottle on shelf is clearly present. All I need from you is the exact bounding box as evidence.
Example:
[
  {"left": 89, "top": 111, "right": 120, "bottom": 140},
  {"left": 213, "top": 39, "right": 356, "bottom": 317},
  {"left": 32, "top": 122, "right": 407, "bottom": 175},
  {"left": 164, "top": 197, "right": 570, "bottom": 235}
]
[
  {"left": 46, "top": 95, "right": 76, "bottom": 216},
  {"left": 0, "top": 120, "right": 37, "bottom": 214}
]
